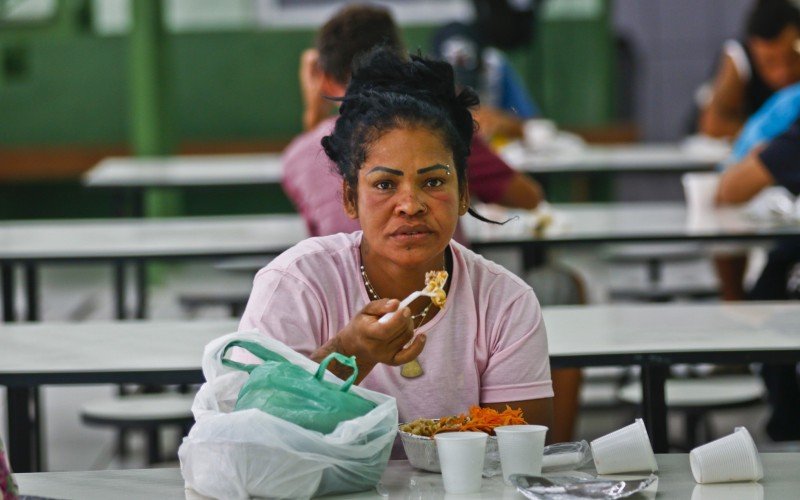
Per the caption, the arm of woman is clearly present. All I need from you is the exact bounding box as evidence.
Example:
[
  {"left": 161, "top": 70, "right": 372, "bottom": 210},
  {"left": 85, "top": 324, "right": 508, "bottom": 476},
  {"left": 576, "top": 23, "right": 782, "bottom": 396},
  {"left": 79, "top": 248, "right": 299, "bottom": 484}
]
[
  {"left": 310, "top": 298, "right": 425, "bottom": 384},
  {"left": 699, "top": 53, "right": 746, "bottom": 138},
  {"left": 716, "top": 148, "right": 774, "bottom": 204}
]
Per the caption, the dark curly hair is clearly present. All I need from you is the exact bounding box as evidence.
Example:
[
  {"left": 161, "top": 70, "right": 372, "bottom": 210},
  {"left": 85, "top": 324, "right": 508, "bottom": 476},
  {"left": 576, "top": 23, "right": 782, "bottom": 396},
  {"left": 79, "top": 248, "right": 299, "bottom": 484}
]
[
  {"left": 746, "top": 0, "right": 800, "bottom": 39},
  {"left": 322, "top": 47, "right": 499, "bottom": 223}
]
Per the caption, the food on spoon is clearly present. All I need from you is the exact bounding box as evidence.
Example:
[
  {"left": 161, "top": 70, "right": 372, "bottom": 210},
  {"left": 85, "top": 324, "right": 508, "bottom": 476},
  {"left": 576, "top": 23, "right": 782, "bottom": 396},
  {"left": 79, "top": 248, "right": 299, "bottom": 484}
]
[
  {"left": 400, "top": 405, "right": 526, "bottom": 437},
  {"left": 423, "top": 270, "right": 448, "bottom": 307}
]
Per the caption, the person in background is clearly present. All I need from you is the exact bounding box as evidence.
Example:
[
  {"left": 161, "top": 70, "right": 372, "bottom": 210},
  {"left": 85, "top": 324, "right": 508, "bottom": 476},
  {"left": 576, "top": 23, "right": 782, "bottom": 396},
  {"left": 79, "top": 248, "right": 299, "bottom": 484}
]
[
  {"left": 700, "top": 0, "right": 800, "bottom": 139},
  {"left": 701, "top": 0, "right": 800, "bottom": 301},
  {"left": 281, "top": 4, "right": 581, "bottom": 443},
  {"left": 716, "top": 115, "right": 800, "bottom": 442},
  {"left": 430, "top": 21, "right": 540, "bottom": 140},
  {"left": 243, "top": 49, "right": 554, "bottom": 451}
]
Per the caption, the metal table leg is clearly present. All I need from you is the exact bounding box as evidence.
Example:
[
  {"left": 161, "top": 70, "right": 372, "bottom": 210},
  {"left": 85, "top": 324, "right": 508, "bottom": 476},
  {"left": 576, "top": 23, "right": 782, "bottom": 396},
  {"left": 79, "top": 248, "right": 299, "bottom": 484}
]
[
  {"left": 134, "top": 259, "right": 148, "bottom": 319},
  {"left": 2, "top": 263, "right": 16, "bottom": 322},
  {"left": 24, "top": 262, "right": 39, "bottom": 321},
  {"left": 114, "top": 260, "right": 128, "bottom": 320},
  {"left": 7, "top": 387, "right": 40, "bottom": 472},
  {"left": 641, "top": 362, "right": 669, "bottom": 453}
]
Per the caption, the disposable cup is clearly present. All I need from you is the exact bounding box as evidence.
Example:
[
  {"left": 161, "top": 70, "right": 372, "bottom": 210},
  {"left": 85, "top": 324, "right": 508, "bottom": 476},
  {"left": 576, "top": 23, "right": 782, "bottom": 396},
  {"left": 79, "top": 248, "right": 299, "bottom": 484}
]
[
  {"left": 691, "top": 482, "right": 764, "bottom": 500},
  {"left": 495, "top": 425, "right": 548, "bottom": 484},
  {"left": 524, "top": 119, "right": 557, "bottom": 151},
  {"left": 590, "top": 418, "right": 658, "bottom": 474},
  {"left": 435, "top": 432, "right": 488, "bottom": 494},
  {"left": 682, "top": 172, "right": 721, "bottom": 213},
  {"left": 689, "top": 427, "right": 763, "bottom": 484}
]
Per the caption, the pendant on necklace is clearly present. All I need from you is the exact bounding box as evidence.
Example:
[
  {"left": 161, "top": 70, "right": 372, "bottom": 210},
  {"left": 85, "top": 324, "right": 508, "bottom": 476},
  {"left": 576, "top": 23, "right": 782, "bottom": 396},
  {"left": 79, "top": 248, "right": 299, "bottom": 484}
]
[{"left": 401, "top": 359, "right": 424, "bottom": 378}]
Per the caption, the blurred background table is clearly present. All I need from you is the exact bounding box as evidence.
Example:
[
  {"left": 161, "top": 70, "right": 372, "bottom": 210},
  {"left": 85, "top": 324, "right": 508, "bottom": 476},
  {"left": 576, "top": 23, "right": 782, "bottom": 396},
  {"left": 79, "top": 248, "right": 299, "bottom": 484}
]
[
  {"left": 0, "top": 320, "right": 236, "bottom": 472},
  {"left": 84, "top": 154, "right": 283, "bottom": 188},
  {"left": 0, "top": 214, "right": 306, "bottom": 322},
  {"left": 545, "top": 302, "right": 800, "bottom": 452},
  {"left": 503, "top": 141, "right": 726, "bottom": 175}
]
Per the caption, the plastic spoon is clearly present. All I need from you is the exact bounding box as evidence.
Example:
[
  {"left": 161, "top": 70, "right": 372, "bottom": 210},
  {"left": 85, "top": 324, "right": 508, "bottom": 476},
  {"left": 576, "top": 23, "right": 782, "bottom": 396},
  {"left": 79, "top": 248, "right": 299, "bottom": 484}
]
[{"left": 377, "top": 271, "right": 448, "bottom": 325}]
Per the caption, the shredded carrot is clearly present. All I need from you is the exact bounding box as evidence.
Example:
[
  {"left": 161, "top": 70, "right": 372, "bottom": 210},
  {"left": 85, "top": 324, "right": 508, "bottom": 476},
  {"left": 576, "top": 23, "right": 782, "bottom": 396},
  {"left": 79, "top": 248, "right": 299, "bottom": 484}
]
[{"left": 432, "top": 405, "right": 527, "bottom": 436}]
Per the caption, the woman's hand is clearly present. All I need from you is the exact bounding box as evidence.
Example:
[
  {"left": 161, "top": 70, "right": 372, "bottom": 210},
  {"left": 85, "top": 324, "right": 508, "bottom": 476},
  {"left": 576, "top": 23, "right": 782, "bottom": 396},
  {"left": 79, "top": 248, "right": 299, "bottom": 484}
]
[{"left": 312, "top": 299, "right": 426, "bottom": 383}]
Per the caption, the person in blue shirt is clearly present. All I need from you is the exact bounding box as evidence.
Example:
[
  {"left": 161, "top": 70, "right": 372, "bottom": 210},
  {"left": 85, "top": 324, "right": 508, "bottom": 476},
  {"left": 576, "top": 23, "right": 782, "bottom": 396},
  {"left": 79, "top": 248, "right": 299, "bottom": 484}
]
[
  {"left": 717, "top": 116, "right": 800, "bottom": 441},
  {"left": 431, "top": 21, "right": 540, "bottom": 139},
  {"left": 714, "top": 82, "right": 800, "bottom": 301}
]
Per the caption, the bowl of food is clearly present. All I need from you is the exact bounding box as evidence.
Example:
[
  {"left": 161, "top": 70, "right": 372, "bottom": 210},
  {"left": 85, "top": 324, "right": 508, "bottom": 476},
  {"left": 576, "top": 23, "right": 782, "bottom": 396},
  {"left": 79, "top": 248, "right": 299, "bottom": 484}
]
[{"left": 398, "top": 406, "right": 526, "bottom": 475}]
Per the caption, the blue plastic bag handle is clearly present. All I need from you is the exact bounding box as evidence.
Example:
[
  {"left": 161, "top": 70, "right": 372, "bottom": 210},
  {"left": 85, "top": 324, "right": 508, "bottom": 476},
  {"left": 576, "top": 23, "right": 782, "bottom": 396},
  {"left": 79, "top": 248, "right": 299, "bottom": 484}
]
[
  {"left": 221, "top": 340, "right": 358, "bottom": 392},
  {"left": 315, "top": 352, "right": 359, "bottom": 392}
]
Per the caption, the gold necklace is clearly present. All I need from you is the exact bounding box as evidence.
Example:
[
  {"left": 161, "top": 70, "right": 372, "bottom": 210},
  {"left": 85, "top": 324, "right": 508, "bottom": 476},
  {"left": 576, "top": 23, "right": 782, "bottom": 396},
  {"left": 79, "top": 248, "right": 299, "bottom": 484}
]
[
  {"left": 360, "top": 265, "right": 433, "bottom": 326},
  {"left": 359, "top": 258, "right": 447, "bottom": 379}
]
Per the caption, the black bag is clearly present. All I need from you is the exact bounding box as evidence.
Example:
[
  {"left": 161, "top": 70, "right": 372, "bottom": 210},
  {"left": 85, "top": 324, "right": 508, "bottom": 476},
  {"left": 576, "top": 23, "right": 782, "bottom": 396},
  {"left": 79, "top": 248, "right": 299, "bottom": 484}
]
[{"left": 472, "top": 0, "right": 541, "bottom": 50}]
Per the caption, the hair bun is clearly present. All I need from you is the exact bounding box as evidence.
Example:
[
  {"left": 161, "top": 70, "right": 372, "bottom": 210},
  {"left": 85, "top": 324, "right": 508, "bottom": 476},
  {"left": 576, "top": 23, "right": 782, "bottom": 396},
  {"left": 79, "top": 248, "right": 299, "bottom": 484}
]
[{"left": 320, "top": 136, "right": 339, "bottom": 163}]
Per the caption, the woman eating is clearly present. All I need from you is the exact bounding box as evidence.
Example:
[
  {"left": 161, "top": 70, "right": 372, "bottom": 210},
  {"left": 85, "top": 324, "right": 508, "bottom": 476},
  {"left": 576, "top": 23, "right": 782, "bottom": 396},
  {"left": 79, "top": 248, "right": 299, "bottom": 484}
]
[{"left": 239, "top": 48, "right": 553, "bottom": 430}]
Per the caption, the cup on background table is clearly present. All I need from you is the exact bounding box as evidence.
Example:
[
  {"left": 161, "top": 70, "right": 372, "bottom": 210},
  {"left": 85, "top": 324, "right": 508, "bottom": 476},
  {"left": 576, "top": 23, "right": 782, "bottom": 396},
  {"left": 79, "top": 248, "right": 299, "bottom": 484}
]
[
  {"left": 590, "top": 418, "right": 659, "bottom": 474},
  {"left": 494, "top": 425, "right": 548, "bottom": 484},
  {"left": 434, "top": 431, "right": 488, "bottom": 494},
  {"left": 689, "top": 427, "right": 763, "bottom": 484},
  {"left": 682, "top": 172, "right": 721, "bottom": 213},
  {"left": 523, "top": 119, "right": 557, "bottom": 151}
]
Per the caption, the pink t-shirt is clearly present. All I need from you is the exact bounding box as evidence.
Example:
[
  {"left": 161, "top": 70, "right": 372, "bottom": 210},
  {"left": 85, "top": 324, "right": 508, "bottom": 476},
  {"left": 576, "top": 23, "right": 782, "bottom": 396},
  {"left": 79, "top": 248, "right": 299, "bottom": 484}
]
[
  {"left": 238, "top": 232, "right": 553, "bottom": 424},
  {"left": 281, "top": 117, "right": 516, "bottom": 241}
]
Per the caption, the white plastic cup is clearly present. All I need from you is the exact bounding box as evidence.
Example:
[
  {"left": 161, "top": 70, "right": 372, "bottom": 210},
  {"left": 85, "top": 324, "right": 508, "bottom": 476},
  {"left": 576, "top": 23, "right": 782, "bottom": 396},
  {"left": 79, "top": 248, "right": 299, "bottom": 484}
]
[
  {"left": 524, "top": 119, "right": 557, "bottom": 151},
  {"left": 495, "top": 425, "right": 548, "bottom": 484},
  {"left": 434, "top": 432, "right": 488, "bottom": 494},
  {"left": 590, "top": 418, "right": 658, "bottom": 474},
  {"left": 682, "top": 172, "right": 721, "bottom": 213},
  {"left": 689, "top": 427, "right": 763, "bottom": 484}
]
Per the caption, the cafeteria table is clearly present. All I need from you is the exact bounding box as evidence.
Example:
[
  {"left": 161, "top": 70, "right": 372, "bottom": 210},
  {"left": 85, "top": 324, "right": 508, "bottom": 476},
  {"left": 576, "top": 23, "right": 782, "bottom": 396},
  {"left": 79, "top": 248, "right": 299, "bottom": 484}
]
[
  {"left": 173, "top": 202, "right": 800, "bottom": 277},
  {"left": 0, "top": 214, "right": 306, "bottom": 322},
  {"left": 463, "top": 202, "right": 800, "bottom": 249},
  {"left": 4, "top": 303, "right": 800, "bottom": 471},
  {"left": 5, "top": 203, "right": 798, "bottom": 322},
  {"left": 545, "top": 302, "right": 800, "bottom": 454},
  {"left": 83, "top": 153, "right": 283, "bottom": 188},
  {"left": 13, "top": 454, "right": 799, "bottom": 499},
  {"left": 0, "top": 320, "right": 237, "bottom": 473},
  {"left": 502, "top": 141, "right": 726, "bottom": 175},
  {"left": 84, "top": 144, "right": 723, "bottom": 188}
]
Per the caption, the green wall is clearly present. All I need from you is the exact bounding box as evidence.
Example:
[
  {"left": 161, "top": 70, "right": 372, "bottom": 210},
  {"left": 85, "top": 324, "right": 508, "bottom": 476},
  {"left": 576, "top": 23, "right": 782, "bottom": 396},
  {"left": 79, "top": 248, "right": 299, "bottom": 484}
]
[{"left": 0, "top": 26, "right": 437, "bottom": 147}]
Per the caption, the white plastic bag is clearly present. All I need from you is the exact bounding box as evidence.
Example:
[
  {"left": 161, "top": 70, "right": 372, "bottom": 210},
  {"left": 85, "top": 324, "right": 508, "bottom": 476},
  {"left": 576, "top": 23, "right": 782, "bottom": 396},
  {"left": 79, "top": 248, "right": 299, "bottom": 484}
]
[{"left": 179, "top": 330, "right": 398, "bottom": 499}]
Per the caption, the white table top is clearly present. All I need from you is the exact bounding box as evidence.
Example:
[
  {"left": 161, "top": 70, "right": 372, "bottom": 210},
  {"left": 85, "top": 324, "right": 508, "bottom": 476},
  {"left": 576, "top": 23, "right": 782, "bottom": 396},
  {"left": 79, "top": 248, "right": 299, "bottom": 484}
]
[
  {"left": 0, "top": 214, "right": 306, "bottom": 261},
  {"left": 544, "top": 302, "right": 800, "bottom": 362},
  {"left": 464, "top": 202, "right": 800, "bottom": 247},
  {"left": 83, "top": 144, "right": 725, "bottom": 190},
  {"left": 13, "top": 454, "right": 799, "bottom": 499},
  {"left": 502, "top": 141, "right": 726, "bottom": 174},
  {"left": 0, "top": 320, "right": 236, "bottom": 385},
  {"left": 2, "top": 203, "right": 796, "bottom": 262},
  {"left": 1, "top": 303, "right": 797, "bottom": 384},
  {"left": 83, "top": 153, "right": 283, "bottom": 187}
]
